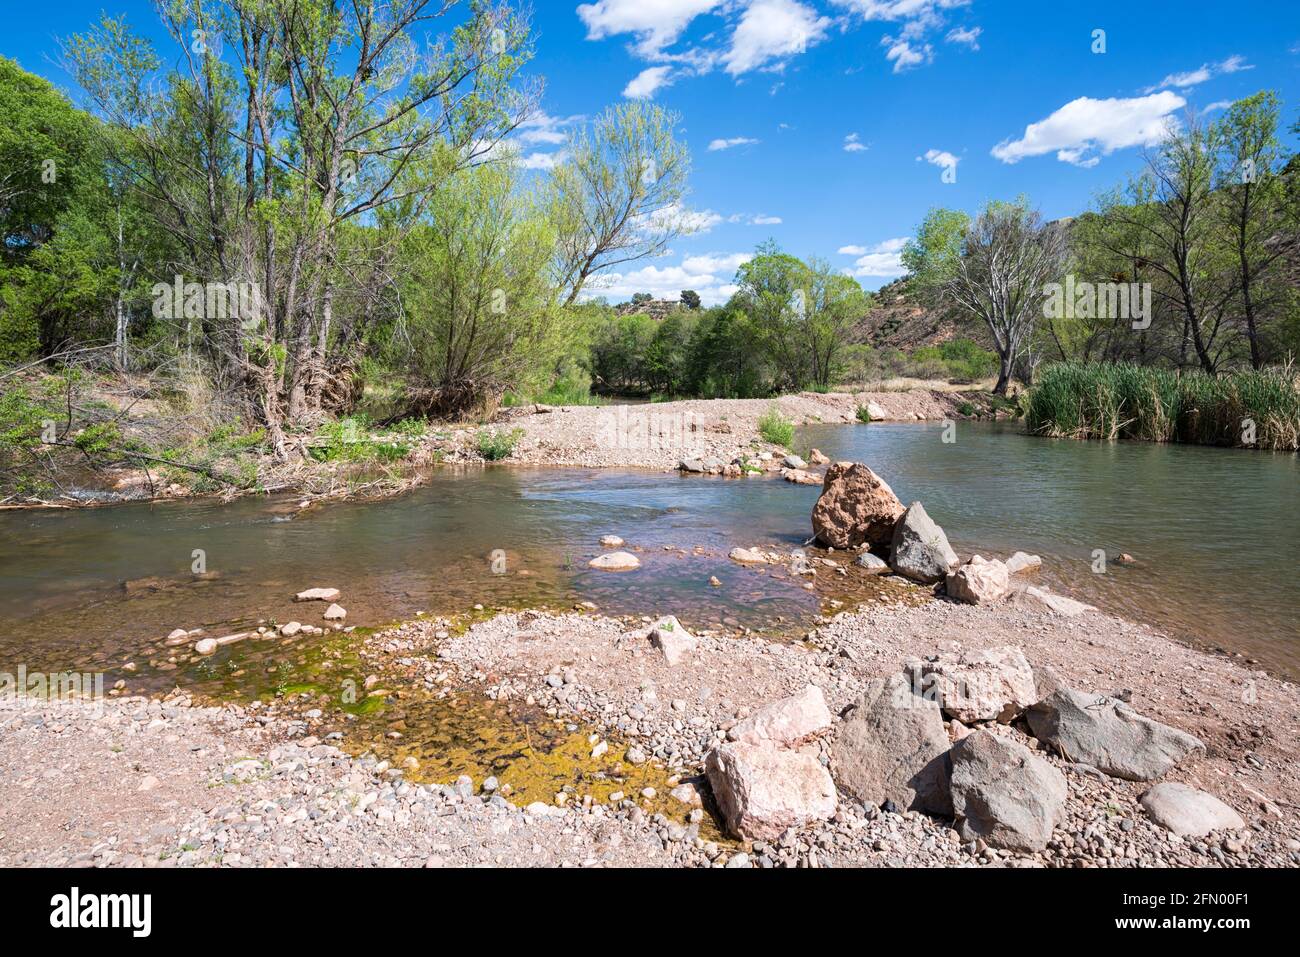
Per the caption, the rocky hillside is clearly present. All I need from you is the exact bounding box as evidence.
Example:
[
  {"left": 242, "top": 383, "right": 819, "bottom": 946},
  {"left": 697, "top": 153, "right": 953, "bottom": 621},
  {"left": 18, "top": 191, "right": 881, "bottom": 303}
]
[{"left": 859, "top": 278, "right": 974, "bottom": 352}]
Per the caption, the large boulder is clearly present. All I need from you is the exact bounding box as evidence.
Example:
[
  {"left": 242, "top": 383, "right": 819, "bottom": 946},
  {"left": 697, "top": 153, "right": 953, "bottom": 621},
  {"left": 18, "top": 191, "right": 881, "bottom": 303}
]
[
  {"left": 832, "top": 674, "right": 952, "bottom": 815},
  {"left": 949, "top": 730, "right": 1067, "bottom": 852},
  {"left": 811, "top": 463, "right": 906, "bottom": 549},
  {"left": 1140, "top": 783, "right": 1245, "bottom": 837},
  {"left": 890, "top": 502, "right": 959, "bottom": 583},
  {"left": 1027, "top": 687, "right": 1205, "bottom": 781},
  {"left": 905, "top": 647, "right": 1036, "bottom": 724},
  {"left": 946, "top": 555, "right": 1010, "bottom": 605},
  {"left": 705, "top": 742, "right": 837, "bottom": 840},
  {"left": 727, "top": 685, "right": 832, "bottom": 748}
]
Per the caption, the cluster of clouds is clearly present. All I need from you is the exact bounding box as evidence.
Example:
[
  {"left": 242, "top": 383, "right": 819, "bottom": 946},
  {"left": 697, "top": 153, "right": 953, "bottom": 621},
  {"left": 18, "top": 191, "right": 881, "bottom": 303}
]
[
  {"left": 993, "top": 54, "right": 1252, "bottom": 168},
  {"left": 576, "top": 0, "right": 981, "bottom": 100},
  {"left": 585, "top": 251, "right": 754, "bottom": 306}
]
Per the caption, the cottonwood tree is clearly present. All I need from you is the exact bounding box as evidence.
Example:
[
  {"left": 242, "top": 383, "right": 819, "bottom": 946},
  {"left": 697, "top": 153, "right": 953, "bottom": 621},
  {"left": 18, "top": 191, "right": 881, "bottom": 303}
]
[
  {"left": 550, "top": 102, "right": 691, "bottom": 306},
  {"left": 1212, "top": 91, "right": 1292, "bottom": 369},
  {"left": 913, "top": 199, "right": 1067, "bottom": 395},
  {"left": 65, "top": 0, "right": 538, "bottom": 456}
]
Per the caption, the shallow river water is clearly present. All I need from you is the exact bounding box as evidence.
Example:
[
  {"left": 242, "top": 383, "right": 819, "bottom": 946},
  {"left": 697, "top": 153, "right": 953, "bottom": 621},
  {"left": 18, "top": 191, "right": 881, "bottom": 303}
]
[{"left": 2, "top": 420, "right": 1297, "bottom": 685}]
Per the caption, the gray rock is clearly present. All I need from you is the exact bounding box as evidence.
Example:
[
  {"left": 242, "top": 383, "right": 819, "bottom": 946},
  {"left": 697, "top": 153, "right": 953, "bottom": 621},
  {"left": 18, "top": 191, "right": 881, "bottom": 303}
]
[
  {"left": 1140, "top": 783, "right": 1245, "bottom": 836},
  {"left": 832, "top": 673, "right": 952, "bottom": 815},
  {"left": 782, "top": 454, "right": 807, "bottom": 469},
  {"left": 853, "top": 552, "right": 890, "bottom": 574},
  {"left": 904, "top": 646, "right": 1036, "bottom": 724},
  {"left": 679, "top": 459, "right": 705, "bottom": 473},
  {"left": 1027, "top": 687, "right": 1205, "bottom": 781},
  {"left": 949, "top": 730, "right": 1066, "bottom": 852},
  {"left": 890, "top": 502, "right": 959, "bottom": 584}
]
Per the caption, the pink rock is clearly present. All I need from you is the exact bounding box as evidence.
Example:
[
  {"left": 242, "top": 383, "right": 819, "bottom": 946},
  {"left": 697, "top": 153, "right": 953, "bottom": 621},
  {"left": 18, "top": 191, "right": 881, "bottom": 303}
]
[
  {"left": 946, "top": 554, "right": 1010, "bottom": 605},
  {"left": 812, "top": 462, "right": 905, "bottom": 549},
  {"left": 727, "top": 685, "right": 832, "bottom": 747},
  {"left": 705, "top": 742, "right": 837, "bottom": 840}
]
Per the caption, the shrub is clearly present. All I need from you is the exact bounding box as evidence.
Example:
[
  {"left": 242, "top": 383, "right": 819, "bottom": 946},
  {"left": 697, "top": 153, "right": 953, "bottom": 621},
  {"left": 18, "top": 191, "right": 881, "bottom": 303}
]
[
  {"left": 758, "top": 405, "right": 794, "bottom": 446},
  {"left": 476, "top": 427, "right": 523, "bottom": 461},
  {"left": 855, "top": 404, "right": 874, "bottom": 423}
]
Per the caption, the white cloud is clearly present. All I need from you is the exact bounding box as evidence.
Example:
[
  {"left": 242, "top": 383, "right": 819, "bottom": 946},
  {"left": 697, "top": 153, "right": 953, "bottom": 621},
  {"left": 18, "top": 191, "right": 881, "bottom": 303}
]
[
  {"left": 519, "top": 151, "right": 567, "bottom": 170},
  {"left": 708, "top": 136, "right": 761, "bottom": 151},
  {"left": 843, "top": 132, "right": 868, "bottom": 152},
  {"left": 583, "top": 252, "right": 752, "bottom": 305},
  {"left": 882, "top": 37, "right": 932, "bottom": 72},
  {"left": 1202, "top": 100, "right": 1233, "bottom": 114},
  {"left": 722, "top": 0, "right": 832, "bottom": 76},
  {"left": 991, "top": 92, "right": 1185, "bottom": 167},
  {"left": 517, "top": 110, "right": 581, "bottom": 146},
  {"left": 836, "top": 0, "right": 969, "bottom": 71},
  {"left": 1143, "top": 55, "right": 1253, "bottom": 94},
  {"left": 623, "top": 65, "right": 676, "bottom": 99},
  {"left": 919, "top": 148, "right": 959, "bottom": 171},
  {"left": 945, "top": 25, "right": 981, "bottom": 49},
  {"left": 749, "top": 214, "right": 783, "bottom": 225},
  {"left": 841, "top": 237, "right": 908, "bottom": 278},
  {"left": 577, "top": 0, "right": 723, "bottom": 57},
  {"left": 646, "top": 203, "right": 724, "bottom": 234}
]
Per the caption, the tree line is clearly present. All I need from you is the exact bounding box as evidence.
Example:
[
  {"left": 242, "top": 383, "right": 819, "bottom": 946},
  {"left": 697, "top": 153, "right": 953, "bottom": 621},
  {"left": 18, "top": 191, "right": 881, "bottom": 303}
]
[{"left": 904, "top": 92, "right": 1300, "bottom": 394}]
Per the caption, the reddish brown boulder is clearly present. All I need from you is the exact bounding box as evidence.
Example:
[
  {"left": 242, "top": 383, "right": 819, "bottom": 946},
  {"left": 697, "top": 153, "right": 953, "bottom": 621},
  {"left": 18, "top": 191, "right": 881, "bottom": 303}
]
[{"left": 811, "top": 462, "right": 905, "bottom": 549}]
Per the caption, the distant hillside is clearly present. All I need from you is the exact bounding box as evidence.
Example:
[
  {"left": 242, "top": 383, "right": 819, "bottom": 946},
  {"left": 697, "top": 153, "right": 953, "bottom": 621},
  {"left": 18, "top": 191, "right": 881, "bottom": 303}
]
[{"left": 859, "top": 277, "right": 977, "bottom": 352}]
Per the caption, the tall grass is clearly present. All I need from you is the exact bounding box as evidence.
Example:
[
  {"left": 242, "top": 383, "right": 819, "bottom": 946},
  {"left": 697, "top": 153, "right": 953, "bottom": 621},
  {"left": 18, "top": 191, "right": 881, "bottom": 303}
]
[{"left": 1026, "top": 362, "right": 1300, "bottom": 451}]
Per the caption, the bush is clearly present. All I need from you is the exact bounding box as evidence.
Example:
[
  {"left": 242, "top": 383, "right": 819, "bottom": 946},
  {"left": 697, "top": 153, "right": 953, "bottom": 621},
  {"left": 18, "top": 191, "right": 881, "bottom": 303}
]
[
  {"left": 476, "top": 427, "right": 523, "bottom": 461},
  {"left": 855, "top": 404, "right": 874, "bottom": 423},
  {"left": 758, "top": 405, "right": 794, "bottom": 446},
  {"left": 1025, "top": 361, "right": 1300, "bottom": 450}
]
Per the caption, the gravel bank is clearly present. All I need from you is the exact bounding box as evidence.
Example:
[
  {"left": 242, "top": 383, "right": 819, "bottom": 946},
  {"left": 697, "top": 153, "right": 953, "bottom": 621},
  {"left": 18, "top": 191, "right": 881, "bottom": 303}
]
[{"left": 8, "top": 586, "right": 1290, "bottom": 869}]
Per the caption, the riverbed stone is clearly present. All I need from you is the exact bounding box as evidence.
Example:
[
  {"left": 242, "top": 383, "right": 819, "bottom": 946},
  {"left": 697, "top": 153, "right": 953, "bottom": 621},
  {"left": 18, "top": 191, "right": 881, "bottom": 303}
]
[
  {"left": 600, "top": 535, "right": 624, "bottom": 547},
  {"left": 1139, "top": 783, "right": 1245, "bottom": 836},
  {"left": 194, "top": 638, "right": 218, "bottom": 656},
  {"left": 705, "top": 742, "right": 837, "bottom": 841},
  {"left": 729, "top": 547, "right": 768, "bottom": 565},
  {"left": 780, "top": 468, "right": 821, "bottom": 485},
  {"left": 945, "top": 555, "right": 1010, "bottom": 605},
  {"left": 890, "top": 502, "right": 959, "bottom": 584},
  {"left": 1006, "top": 551, "right": 1043, "bottom": 576},
  {"left": 679, "top": 459, "right": 705, "bottom": 474},
  {"left": 589, "top": 552, "right": 641, "bottom": 571},
  {"left": 1021, "top": 585, "right": 1094, "bottom": 617},
  {"left": 949, "top": 730, "right": 1066, "bottom": 852},
  {"left": 648, "top": 616, "right": 696, "bottom": 666},
  {"left": 782, "top": 454, "right": 807, "bottom": 469},
  {"left": 811, "top": 462, "right": 906, "bottom": 549},
  {"left": 1027, "top": 687, "right": 1205, "bottom": 781},
  {"left": 905, "top": 646, "right": 1036, "bottom": 724},
  {"left": 323, "top": 604, "right": 347, "bottom": 621},
  {"left": 832, "top": 673, "right": 952, "bottom": 815},
  {"left": 295, "top": 587, "right": 340, "bottom": 602},
  {"left": 726, "top": 685, "right": 832, "bottom": 747},
  {"left": 854, "top": 552, "right": 890, "bottom": 574}
]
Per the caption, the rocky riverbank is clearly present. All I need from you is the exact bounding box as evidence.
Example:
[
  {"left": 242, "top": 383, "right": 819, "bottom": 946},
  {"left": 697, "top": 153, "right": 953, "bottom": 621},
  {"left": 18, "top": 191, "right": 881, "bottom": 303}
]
[{"left": 4, "top": 590, "right": 1296, "bottom": 868}]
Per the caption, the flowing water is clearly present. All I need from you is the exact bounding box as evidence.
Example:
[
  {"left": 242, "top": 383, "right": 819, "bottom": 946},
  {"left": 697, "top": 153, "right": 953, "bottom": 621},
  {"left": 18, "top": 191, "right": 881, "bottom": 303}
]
[{"left": 3, "top": 421, "right": 1299, "bottom": 682}]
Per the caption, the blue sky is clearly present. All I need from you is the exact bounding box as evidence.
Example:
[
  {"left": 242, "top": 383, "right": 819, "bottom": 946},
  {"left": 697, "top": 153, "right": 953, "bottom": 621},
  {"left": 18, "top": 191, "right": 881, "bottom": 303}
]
[{"left": 6, "top": 1, "right": 1300, "bottom": 304}]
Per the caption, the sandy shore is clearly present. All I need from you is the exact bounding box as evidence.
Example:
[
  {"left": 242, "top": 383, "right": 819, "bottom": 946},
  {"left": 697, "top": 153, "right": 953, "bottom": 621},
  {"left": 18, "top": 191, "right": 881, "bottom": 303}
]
[{"left": 4, "top": 587, "right": 1295, "bottom": 868}]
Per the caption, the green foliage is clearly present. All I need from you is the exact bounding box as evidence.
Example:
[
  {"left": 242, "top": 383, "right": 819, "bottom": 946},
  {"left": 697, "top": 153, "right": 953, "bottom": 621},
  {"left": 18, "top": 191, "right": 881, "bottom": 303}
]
[
  {"left": 310, "top": 416, "right": 413, "bottom": 464},
  {"left": 1026, "top": 361, "right": 1300, "bottom": 450},
  {"left": 758, "top": 405, "right": 794, "bottom": 446},
  {"left": 855, "top": 404, "right": 875, "bottom": 424},
  {"left": 475, "top": 427, "right": 523, "bottom": 461}
]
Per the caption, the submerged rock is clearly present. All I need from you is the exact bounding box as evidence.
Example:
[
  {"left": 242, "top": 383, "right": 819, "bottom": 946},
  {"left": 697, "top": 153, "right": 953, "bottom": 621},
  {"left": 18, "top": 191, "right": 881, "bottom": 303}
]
[
  {"left": 589, "top": 552, "right": 641, "bottom": 571},
  {"left": 854, "top": 552, "right": 890, "bottom": 574},
  {"left": 1140, "top": 782, "right": 1245, "bottom": 836},
  {"left": 833, "top": 673, "right": 952, "bottom": 815},
  {"left": 600, "top": 535, "right": 625, "bottom": 548},
  {"left": 890, "top": 502, "right": 959, "bottom": 583},
  {"left": 295, "top": 587, "right": 340, "bottom": 603},
  {"left": 949, "top": 730, "right": 1066, "bottom": 852},
  {"left": 727, "top": 685, "right": 832, "bottom": 748},
  {"left": 1021, "top": 586, "right": 1094, "bottom": 617},
  {"left": 1027, "top": 687, "right": 1205, "bottom": 781},
  {"left": 705, "top": 741, "right": 837, "bottom": 840},
  {"left": 811, "top": 462, "right": 906, "bottom": 549},
  {"left": 729, "top": 547, "right": 768, "bottom": 565}
]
